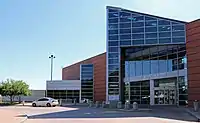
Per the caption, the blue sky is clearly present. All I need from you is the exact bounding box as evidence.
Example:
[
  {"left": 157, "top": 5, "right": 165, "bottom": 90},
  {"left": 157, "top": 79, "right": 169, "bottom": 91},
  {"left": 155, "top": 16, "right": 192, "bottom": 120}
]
[{"left": 0, "top": 0, "right": 199, "bottom": 89}]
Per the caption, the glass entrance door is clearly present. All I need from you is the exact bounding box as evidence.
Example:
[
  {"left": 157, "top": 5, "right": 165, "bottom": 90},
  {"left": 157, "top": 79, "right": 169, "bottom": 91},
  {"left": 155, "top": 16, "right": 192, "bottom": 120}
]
[{"left": 154, "top": 86, "right": 175, "bottom": 105}]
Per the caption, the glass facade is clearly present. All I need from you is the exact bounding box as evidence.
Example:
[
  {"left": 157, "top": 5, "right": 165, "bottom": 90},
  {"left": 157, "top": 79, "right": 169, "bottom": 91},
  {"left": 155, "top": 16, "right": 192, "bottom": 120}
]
[
  {"left": 80, "top": 64, "right": 94, "bottom": 101},
  {"left": 47, "top": 90, "right": 80, "bottom": 102},
  {"left": 107, "top": 6, "right": 187, "bottom": 105},
  {"left": 124, "top": 45, "right": 186, "bottom": 78}
]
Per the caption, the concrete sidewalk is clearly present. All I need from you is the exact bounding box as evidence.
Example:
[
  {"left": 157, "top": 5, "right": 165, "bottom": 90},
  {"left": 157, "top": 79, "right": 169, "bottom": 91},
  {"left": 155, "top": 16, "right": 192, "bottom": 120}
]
[{"left": 0, "top": 108, "right": 27, "bottom": 123}]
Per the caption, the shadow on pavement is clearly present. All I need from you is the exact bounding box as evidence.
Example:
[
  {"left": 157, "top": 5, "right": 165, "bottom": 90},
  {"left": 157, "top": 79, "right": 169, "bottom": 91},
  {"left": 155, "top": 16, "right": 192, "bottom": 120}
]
[{"left": 27, "top": 106, "right": 196, "bottom": 122}]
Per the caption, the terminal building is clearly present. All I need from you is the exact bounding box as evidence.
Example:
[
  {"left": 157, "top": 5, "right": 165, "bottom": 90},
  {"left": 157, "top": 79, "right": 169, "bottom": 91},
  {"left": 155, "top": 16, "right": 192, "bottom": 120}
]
[{"left": 46, "top": 6, "right": 200, "bottom": 106}]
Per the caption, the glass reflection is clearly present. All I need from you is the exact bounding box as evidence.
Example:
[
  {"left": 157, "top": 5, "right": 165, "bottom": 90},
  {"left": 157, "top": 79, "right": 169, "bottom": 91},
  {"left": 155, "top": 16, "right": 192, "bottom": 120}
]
[{"left": 125, "top": 44, "right": 186, "bottom": 78}]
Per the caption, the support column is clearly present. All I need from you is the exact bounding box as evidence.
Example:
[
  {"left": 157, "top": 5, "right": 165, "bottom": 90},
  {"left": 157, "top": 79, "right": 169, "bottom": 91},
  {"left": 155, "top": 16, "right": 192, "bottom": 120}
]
[{"left": 150, "top": 79, "right": 154, "bottom": 105}]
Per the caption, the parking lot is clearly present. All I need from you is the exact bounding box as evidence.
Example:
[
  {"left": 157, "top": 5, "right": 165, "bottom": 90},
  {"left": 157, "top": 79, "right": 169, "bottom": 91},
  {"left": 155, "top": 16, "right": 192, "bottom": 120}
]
[{"left": 0, "top": 105, "right": 198, "bottom": 123}]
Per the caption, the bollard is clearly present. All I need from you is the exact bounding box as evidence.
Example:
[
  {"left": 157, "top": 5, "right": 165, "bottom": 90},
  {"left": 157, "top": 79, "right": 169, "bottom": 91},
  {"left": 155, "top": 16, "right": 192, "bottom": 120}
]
[
  {"left": 59, "top": 99, "right": 62, "bottom": 106},
  {"left": 194, "top": 100, "right": 199, "bottom": 112},
  {"left": 124, "top": 101, "right": 130, "bottom": 110},
  {"left": 101, "top": 101, "right": 106, "bottom": 108},
  {"left": 117, "top": 101, "right": 122, "bottom": 109},
  {"left": 95, "top": 101, "right": 100, "bottom": 108},
  {"left": 22, "top": 101, "right": 25, "bottom": 106},
  {"left": 132, "top": 102, "right": 138, "bottom": 110},
  {"left": 73, "top": 99, "right": 77, "bottom": 106},
  {"left": 88, "top": 100, "right": 93, "bottom": 107}
]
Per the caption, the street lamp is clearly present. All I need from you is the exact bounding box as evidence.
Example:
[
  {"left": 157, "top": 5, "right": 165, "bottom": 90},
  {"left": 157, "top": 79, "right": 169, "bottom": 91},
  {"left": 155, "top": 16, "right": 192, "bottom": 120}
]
[
  {"left": 46, "top": 55, "right": 55, "bottom": 97},
  {"left": 49, "top": 54, "right": 55, "bottom": 82}
]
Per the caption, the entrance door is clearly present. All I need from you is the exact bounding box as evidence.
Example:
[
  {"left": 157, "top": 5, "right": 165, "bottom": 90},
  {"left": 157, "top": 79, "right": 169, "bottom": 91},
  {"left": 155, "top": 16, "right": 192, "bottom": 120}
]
[{"left": 154, "top": 86, "right": 175, "bottom": 105}]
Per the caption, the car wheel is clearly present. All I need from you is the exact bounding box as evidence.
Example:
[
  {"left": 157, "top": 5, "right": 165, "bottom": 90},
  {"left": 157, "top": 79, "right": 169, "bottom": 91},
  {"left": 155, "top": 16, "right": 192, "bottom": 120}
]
[
  {"left": 53, "top": 105, "right": 56, "bottom": 107},
  {"left": 32, "top": 103, "right": 36, "bottom": 107},
  {"left": 46, "top": 103, "right": 51, "bottom": 107}
]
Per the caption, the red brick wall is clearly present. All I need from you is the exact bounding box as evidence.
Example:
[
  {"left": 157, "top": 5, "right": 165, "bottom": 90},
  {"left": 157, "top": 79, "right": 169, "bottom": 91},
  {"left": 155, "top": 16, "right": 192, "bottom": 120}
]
[
  {"left": 186, "top": 19, "right": 200, "bottom": 106},
  {"left": 62, "top": 53, "right": 106, "bottom": 101}
]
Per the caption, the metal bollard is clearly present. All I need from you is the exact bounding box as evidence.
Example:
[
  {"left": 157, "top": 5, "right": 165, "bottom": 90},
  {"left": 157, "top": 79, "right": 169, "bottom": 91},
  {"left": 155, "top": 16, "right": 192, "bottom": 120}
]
[
  {"left": 95, "top": 101, "right": 100, "bottom": 108},
  {"left": 88, "top": 101, "right": 93, "bottom": 107},
  {"left": 124, "top": 101, "right": 130, "bottom": 110},
  {"left": 132, "top": 102, "right": 138, "bottom": 110},
  {"left": 73, "top": 99, "right": 77, "bottom": 105},
  {"left": 101, "top": 101, "right": 106, "bottom": 108},
  {"left": 59, "top": 99, "right": 62, "bottom": 106},
  {"left": 22, "top": 101, "right": 25, "bottom": 106},
  {"left": 117, "top": 101, "right": 122, "bottom": 109},
  {"left": 194, "top": 100, "right": 199, "bottom": 112}
]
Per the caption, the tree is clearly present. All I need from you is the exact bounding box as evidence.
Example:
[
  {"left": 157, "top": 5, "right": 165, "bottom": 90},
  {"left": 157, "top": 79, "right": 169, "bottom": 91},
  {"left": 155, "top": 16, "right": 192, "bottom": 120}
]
[{"left": 0, "top": 79, "right": 31, "bottom": 103}]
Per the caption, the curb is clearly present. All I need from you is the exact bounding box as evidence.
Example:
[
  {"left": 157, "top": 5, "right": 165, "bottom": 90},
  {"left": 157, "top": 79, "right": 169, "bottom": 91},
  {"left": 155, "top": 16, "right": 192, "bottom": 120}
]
[
  {"left": 185, "top": 109, "right": 200, "bottom": 122},
  {"left": 19, "top": 115, "right": 28, "bottom": 123}
]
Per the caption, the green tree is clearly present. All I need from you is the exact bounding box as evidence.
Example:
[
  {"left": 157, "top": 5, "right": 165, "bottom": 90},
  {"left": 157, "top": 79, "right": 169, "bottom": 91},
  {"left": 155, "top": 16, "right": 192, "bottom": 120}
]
[{"left": 0, "top": 79, "right": 31, "bottom": 103}]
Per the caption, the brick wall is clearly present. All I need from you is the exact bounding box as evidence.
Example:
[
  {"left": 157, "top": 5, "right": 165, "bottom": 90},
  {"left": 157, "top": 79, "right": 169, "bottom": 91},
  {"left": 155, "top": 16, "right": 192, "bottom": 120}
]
[
  {"left": 62, "top": 53, "right": 106, "bottom": 101},
  {"left": 186, "top": 19, "right": 200, "bottom": 105}
]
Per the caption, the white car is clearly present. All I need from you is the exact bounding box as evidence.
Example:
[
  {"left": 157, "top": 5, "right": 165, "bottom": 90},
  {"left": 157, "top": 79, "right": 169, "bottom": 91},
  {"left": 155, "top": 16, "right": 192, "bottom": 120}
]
[{"left": 32, "top": 97, "right": 59, "bottom": 107}]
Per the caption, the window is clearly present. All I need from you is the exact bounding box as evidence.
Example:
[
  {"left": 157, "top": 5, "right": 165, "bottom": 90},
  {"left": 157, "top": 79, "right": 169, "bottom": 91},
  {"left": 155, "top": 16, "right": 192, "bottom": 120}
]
[
  {"left": 108, "top": 13, "right": 119, "bottom": 18},
  {"left": 82, "top": 67, "right": 93, "bottom": 72},
  {"left": 151, "top": 60, "right": 159, "bottom": 74},
  {"left": 109, "top": 30, "right": 118, "bottom": 35},
  {"left": 159, "top": 26, "right": 171, "bottom": 32},
  {"left": 120, "top": 11, "right": 131, "bottom": 17},
  {"left": 82, "top": 64, "right": 93, "bottom": 67},
  {"left": 109, "top": 24, "right": 118, "bottom": 30},
  {"left": 108, "top": 59, "right": 119, "bottom": 64},
  {"left": 108, "top": 65, "right": 119, "bottom": 71},
  {"left": 172, "top": 37, "right": 185, "bottom": 43},
  {"left": 135, "top": 61, "right": 142, "bottom": 76},
  {"left": 159, "top": 32, "right": 171, "bottom": 38},
  {"left": 109, "top": 35, "right": 118, "bottom": 40},
  {"left": 143, "top": 60, "right": 150, "bottom": 75},
  {"left": 159, "top": 38, "right": 171, "bottom": 43},
  {"left": 172, "top": 31, "right": 185, "bottom": 37},
  {"left": 120, "top": 23, "right": 131, "bottom": 28},
  {"left": 132, "top": 16, "right": 144, "bottom": 22},
  {"left": 146, "top": 39, "right": 158, "bottom": 44},
  {"left": 172, "top": 25, "right": 185, "bottom": 31},
  {"left": 108, "top": 9, "right": 118, "bottom": 13},
  {"left": 109, "top": 53, "right": 119, "bottom": 59},
  {"left": 145, "top": 27, "right": 157, "bottom": 32},
  {"left": 132, "top": 28, "right": 144, "bottom": 33},
  {"left": 109, "top": 47, "right": 119, "bottom": 52},
  {"left": 109, "top": 83, "right": 119, "bottom": 88},
  {"left": 132, "top": 39, "right": 144, "bottom": 45},
  {"left": 120, "top": 29, "right": 131, "bottom": 34},
  {"left": 120, "top": 40, "right": 131, "bottom": 46},
  {"left": 132, "top": 22, "right": 144, "bottom": 27},
  {"left": 38, "top": 98, "right": 48, "bottom": 101},
  {"left": 145, "top": 21, "right": 157, "bottom": 26},
  {"left": 158, "top": 20, "right": 170, "bottom": 25},
  {"left": 132, "top": 33, "right": 144, "bottom": 39},
  {"left": 120, "top": 17, "right": 131, "bottom": 22},
  {"left": 145, "top": 16, "right": 157, "bottom": 21},
  {"left": 108, "top": 41, "right": 118, "bottom": 46},
  {"left": 145, "top": 33, "right": 157, "bottom": 38},
  {"left": 120, "top": 34, "right": 131, "bottom": 40},
  {"left": 109, "top": 70, "right": 119, "bottom": 76},
  {"left": 109, "top": 77, "right": 119, "bottom": 82},
  {"left": 108, "top": 18, "right": 118, "bottom": 23}
]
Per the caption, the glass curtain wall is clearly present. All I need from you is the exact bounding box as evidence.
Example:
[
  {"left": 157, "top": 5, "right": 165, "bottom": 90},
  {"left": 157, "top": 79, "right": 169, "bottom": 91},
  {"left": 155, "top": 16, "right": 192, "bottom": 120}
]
[
  {"left": 80, "top": 64, "right": 94, "bottom": 101},
  {"left": 107, "top": 6, "right": 186, "bottom": 100},
  {"left": 124, "top": 44, "right": 186, "bottom": 78},
  {"left": 47, "top": 90, "right": 80, "bottom": 102}
]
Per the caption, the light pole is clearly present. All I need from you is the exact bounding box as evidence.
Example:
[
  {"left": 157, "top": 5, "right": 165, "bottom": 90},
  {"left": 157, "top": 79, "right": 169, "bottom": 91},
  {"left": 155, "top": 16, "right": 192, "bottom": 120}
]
[
  {"left": 46, "top": 54, "right": 55, "bottom": 97},
  {"left": 49, "top": 54, "right": 55, "bottom": 82}
]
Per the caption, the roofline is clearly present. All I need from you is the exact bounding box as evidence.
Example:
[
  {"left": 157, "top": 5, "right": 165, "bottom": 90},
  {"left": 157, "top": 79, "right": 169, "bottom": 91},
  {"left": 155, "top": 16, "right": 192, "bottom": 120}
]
[
  {"left": 63, "top": 52, "right": 106, "bottom": 69},
  {"left": 106, "top": 6, "right": 187, "bottom": 23},
  {"left": 188, "top": 18, "right": 200, "bottom": 23}
]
